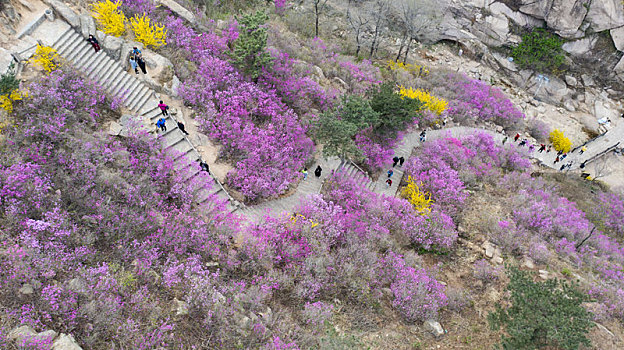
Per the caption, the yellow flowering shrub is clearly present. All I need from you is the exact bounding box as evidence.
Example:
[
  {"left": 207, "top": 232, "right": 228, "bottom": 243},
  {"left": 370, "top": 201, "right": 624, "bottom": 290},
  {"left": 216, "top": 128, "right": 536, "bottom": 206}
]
[
  {"left": 30, "top": 45, "right": 59, "bottom": 73},
  {"left": 549, "top": 129, "right": 572, "bottom": 153},
  {"left": 130, "top": 14, "right": 167, "bottom": 48},
  {"left": 92, "top": 0, "right": 126, "bottom": 36},
  {"left": 401, "top": 176, "right": 432, "bottom": 215},
  {"left": 398, "top": 86, "right": 448, "bottom": 116},
  {"left": 0, "top": 89, "right": 24, "bottom": 114},
  {"left": 386, "top": 60, "right": 429, "bottom": 76}
]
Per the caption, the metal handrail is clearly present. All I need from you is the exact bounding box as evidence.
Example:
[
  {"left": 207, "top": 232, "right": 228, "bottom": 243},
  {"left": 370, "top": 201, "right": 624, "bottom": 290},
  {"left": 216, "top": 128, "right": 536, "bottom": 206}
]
[{"left": 582, "top": 142, "right": 621, "bottom": 166}]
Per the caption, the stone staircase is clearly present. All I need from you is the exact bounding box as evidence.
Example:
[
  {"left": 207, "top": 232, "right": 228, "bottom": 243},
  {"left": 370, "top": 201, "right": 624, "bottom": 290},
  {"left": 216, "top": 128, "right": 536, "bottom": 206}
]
[
  {"left": 52, "top": 26, "right": 239, "bottom": 213},
  {"left": 336, "top": 160, "right": 377, "bottom": 192},
  {"left": 53, "top": 27, "right": 154, "bottom": 113}
]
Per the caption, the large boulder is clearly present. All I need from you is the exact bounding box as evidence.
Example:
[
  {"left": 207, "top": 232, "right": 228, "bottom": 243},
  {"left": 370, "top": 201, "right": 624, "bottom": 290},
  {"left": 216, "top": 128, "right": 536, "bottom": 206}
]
[
  {"left": 519, "top": 0, "right": 553, "bottom": 19},
  {"left": 614, "top": 55, "right": 624, "bottom": 78},
  {"left": 473, "top": 14, "right": 509, "bottom": 46},
  {"left": 155, "top": 0, "right": 196, "bottom": 24},
  {"left": 586, "top": 0, "right": 624, "bottom": 32},
  {"left": 488, "top": 2, "right": 545, "bottom": 28},
  {"left": 103, "top": 35, "right": 123, "bottom": 60},
  {"left": 611, "top": 26, "right": 624, "bottom": 51},
  {"left": 562, "top": 35, "right": 598, "bottom": 56},
  {"left": 52, "top": 333, "right": 82, "bottom": 350},
  {"left": 545, "top": 0, "right": 590, "bottom": 38},
  {"left": 45, "top": 0, "right": 79, "bottom": 27},
  {"left": 79, "top": 14, "right": 96, "bottom": 39}
]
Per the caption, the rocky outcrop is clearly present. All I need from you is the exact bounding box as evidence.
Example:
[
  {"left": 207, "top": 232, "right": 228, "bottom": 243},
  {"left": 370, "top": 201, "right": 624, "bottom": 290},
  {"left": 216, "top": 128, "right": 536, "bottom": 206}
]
[
  {"left": 544, "top": 0, "right": 589, "bottom": 38},
  {"left": 586, "top": 0, "right": 624, "bottom": 32}
]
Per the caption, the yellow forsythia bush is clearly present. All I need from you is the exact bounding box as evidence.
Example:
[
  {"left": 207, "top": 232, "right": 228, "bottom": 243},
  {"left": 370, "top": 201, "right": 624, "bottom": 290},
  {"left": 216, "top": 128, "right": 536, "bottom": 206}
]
[
  {"left": 386, "top": 60, "right": 429, "bottom": 76},
  {"left": 401, "top": 176, "right": 432, "bottom": 215},
  {"left": 30, "top": 45, "right": 59, "bottom": 73},
  {"left": 549, "top": 129, "right": 572, "bottom": 153},
  {"left": 92, "top": 0, "right": 126, "bottom": 36},
  {"left": 398, "top": 86, "right": 448, "bottom": 116},
  {"left": 0, "top": 89, "right": 25, "bottom": 114},
  {"left": 130, "top": 14, "right": 167, "bottom": 48}
]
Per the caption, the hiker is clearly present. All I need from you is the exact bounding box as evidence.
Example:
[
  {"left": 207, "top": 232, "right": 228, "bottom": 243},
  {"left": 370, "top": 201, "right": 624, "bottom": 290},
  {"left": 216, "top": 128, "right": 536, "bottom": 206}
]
[
  {"left": 580, "top": 161, "right": 586, "bottom": 169},
  {"left": 156, "top": 117, "right": 166, "bottom": 132},
  {"left": 392, "top": 156, "right": 399, "bottom": 167},
  {"left": 580, "top": 146, "right": 587, "bottom": 154},
  {"left": 158, "top": 100, "right": 169, "bottom": 116},
  {"left": 399, "top": 156, "right": 405, "bottom": 167},
  {"left": 136, "top": 53, "right": 147, "bottom": 74},
  {"left": 302, "top": 168, "right": 308, "bottom": 179},
  {"left": 502, "top": 136, "right": 508, "bottom": 145},
  {"left": 129, "top": 55, "right": 139, "bottom": 74},
  {"left": 177, "top": 121, "right": 189, "bottom": 135},
  {"left": 87, "top": 34, "right": 100, "bottom": 52},
  {"left": 386, "top": 178, "right": 392, "bottom": 187},
  {"left": 132, "top": 46, "right": 142, "bottom": 56},
  {"left": 387, "top": 169, "right": 393, "bottom": 178},
  {"left": 560, "top": 153, "right": 567, "bottom": 161},
  {"left": 419, "top": 130, "right": 427, "bottom": 142},
  {"left": 198, "top": 159, "right": 209, "bottom": 173},
  {"left": 518, "top": 139, "right": 527, "bottom": 147},
  {"left": 528, "top": 144, "right": 535, "bottom": 152},
  {"left": 547, "top": 145, "right": 552, "bottom": 153},
  {"left": 538, "top": 144, "right": 546, "bottom": 153},
  {"left": 514, "top": 133, "right": 520, "bottom": 142},
  {"left": 557, "top": 150, "right": 563, "bottom": 156},
  {"left": 314, "top": 165, "right": 322, "bottom": 178},
  {"left": 554, "top": 155, "right": 560, "bottom": 164},
  {"left": 560, "top": 164, "right": 566, "bottom": 171}
]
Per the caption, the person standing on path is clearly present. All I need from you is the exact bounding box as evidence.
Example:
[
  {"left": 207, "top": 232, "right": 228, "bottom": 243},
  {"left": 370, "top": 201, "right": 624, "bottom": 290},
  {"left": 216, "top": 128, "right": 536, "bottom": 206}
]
[
  {"left": 198, "top": 159, "right": 209, "bottom": 173},
  {"left": 302, "top": 168, "right": 308, "bottom": 180},
  {"left": 133, "top": 48, "right": 147, "bottom": 74},
  {"left": 554, "top": 155, "right": 560, "bottom": 164},
  {"left": 514, "top": 133, "right": 520, "bottom": 142},
  {"left": 399, "top": 156, "right": 405, "bottom": 167},
  {"left": 392, "top": 156, "right": 399, "bottom": 167},
  {"left": 177, "top": 121, "right": 189, "bottom": 135},
  {"left": 420, "top": 130, "right": 427, "bottom": 142},
  {"left": 314, "top": 165, "right": 322, "bottom": 178},
  {"left": 87, "top": 35, "right": 100, "bottom": 52},
  {"left": 156, "top": 117, "right": 166, "bottom": 132},
  {"left": 538, "top": 144, "right": 546, "bottom": 153},
  {"left": 547, "top": 145, "right": 552, "bottom": 153},
  {"left": 158, "top": 101, "right": 169, "bottom": 116},
  {"left": 518, "top": 139, "right": 527, "bottom": 147},
  {"left": 386, "top": 179, "right": 392, "bottom": 187},
  {"left": 580, "top": 146, "right": 587, "bottom": 154},
  {"left": 129, "top": 55, "right": 139, "bottom": 74},
  {"left": 387, "top": 169, "right": 393, "bottom": 178},
  {"left": 502, "top": 136, "right": 508, "bottom": 145},
  {"left": 132, "top": 47, "right": 142, "bottom": 56}
]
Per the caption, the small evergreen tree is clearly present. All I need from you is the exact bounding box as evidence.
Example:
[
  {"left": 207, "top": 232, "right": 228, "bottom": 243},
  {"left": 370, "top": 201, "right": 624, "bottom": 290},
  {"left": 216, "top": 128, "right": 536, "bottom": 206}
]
[
  {"left": 230, "top": 10, "right": 273, "bottom": 80},
  {"left": 0, "top": 62, "right": 19, "bottom": 96},
  {"left": 488, "top": 267, "right": 593, "bottom": 350},
  {"left": 511, "top": 28, "right": 565, "bottom": 73},
  {"left": 367, "top": 82, "right": 422, "bottom": 132}
]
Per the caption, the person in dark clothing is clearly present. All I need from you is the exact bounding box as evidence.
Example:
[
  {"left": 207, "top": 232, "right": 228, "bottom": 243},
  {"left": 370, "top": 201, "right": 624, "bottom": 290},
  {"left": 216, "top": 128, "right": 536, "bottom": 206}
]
[
  {"left": 177, "top": 121, "right": 189, "bottom": 135},
  {"left": 87, "top": 35, "right": 100, "bottom": 52},
  {"left": 560, "top": 164, "right": 566, "bottom": 171},
  {"left": 514, "top": 133, "right": 520, "bottom": 142},
  {"left": 399, "top": 156, "right": 405, "bottom": 167},
  {"left": 518, "top": 139, "right": 527, "bottom": 147},
  {"left": 314, "top": 165, "right": 322, "bottom": 178},
  {"left": 386, "top": 179, "right": 392, "bottom": 187},
  {"left": 554, "top": 155, "right": 560, "bottom": 164},
  {"left": 198, "top": 159, "right": 209, "bottom": 173},
  {"left": 580, "top": 161, "right": 586, "bottom": 169},
  {"left": 387, "top": 169, "right": 393, "bottom": 178},
  {"left": 538, "top": 144, "right": 546, "bottom": 153},
  {"left": 392, "top": 156, "right": 399, "bottom": 167},
  {"left": 134, "top": 49, "right": 147, "bottom": 74}
]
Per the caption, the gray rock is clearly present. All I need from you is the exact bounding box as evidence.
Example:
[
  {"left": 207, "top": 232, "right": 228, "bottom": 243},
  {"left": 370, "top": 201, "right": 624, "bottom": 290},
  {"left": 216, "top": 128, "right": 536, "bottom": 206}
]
[
  {"left": 545, "top": 0, "right": 590, "bottom": 38},
  {"left": 611, "top": 26, "right": 624, "bottom": 51},
  {"left": 173, "top": 298, "right": 188, "bottom": 316},
  {"left": 586, "top": 0, "right": 624, "bottom": 32},
  {"left": 52, "top": 333, "right": 82, "bottom": 350},
  {"left": 37, "top": 330, "right": 58, "bottom": 342},
  {"left": 171, "top": 75, "right": 180, "bottom": 96},
  {"left": 95, "top": 30, "right": 105, "bottom": 42},
  {"left": 332, "top": 77, "right": 349, "bottom": 92},
  {"left": 538, "top": 269, "right": 549, "bottom": 280},
  {"left": 582, "top": 74, "right": 595, "bottom": 87},
  {"left": 8, "top": 325, "right": 36, "bottom": 341},
  {"left": 143, "top": 49, "right": 173, "bottom": 70},
  {"left": 565, "top": 75, "right": 578, "bottom": 86},
  {"left": 482, "top": 241, "right": 495, "bottom": 258},
  {"left": 120, "top": 41, "right": 144, "bottom": 70},
  {"left": 19, "top": 0, "right": 37, "bottom": 12},
  {"left": 311, "top": 65, "right": 324, "bottom": 79},
  {"left": 68, "top": 278, "right": 86, "bottom": 292},
  {"left": 103, "top": 35, "right": 123, "bottom": 61},
  {"left": 540, "top": 76, "right": 569, "bottom": 104},
  {"left": 562, "top": 35, "right": 598, "bottom": 56},
  {"left": 79, "top": 14, "right": 96, "bottom": 39},
  {"left": 19, "top": 283, "right": 34, "bottom": 295},
  {"left": 614, "top": 55, "right": 624, "bottom": 78},
  {"left": 45, "top": 0, "right": 79, "bottom": 28},
  {"left": 519, "top": 0, "right": 553, "bottom": 19},
  {"left": 522, "top": 257, "right": 535, "bottom": 269},
  {"left": 423, "top": 320, "right": 445, "bottom": 337},
  {"left": 474, "top": 14, "right": 509, "bottom": 46},
  {"left": 488, "top": 2, "right": 545, "bottom": 28},
  {"left": 108, "top": 122, "right": 122, "bottom": 136},
  {"left": 155, "top": 0, "right": 196, "bottom": 24}
]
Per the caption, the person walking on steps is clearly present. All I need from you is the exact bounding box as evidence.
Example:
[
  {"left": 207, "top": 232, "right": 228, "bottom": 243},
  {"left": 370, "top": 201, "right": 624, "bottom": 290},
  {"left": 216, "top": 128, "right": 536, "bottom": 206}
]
[
  {"left": 399, "top": 156, "right": 405, "bottom": 167},
  {"left": 302, "top": 168, "right": 308, "bottom": 180},
  {"left": 554, "top": 155, "right": 560, "bottom": 164},
  {"left": 386, "top": 179, "right": 392, "bottom": 187},
  {"left": 518, "top": 139, "right": 527, "bottom": 147},
  {"left": 314, "top": 165, "right": 322, "bottom": 178},
  {"left": 580, "top": 146, "right": 587, "bottom": 154},
  {"left": 538, "top": 144, "right": 546, "bottom": 153},
  {"left": 502, "top": 136, "right": 508, "bottom": 145},
  {"left": 87, "top": 34, "right": 100, "bottom": 52},
  {"left": 387, "top": 169, "right": 393, "bottom": 178},
  {"left": 177, "top": 121, "right": 189, "bottom": 135},
  {"left": 133, "top": 48, "right": 147, "bottom": 74},
  {"left": 514, "top": 133, "right": 520, "bottom": 142},
  {"left": 156, "top": 117, "right": 166, "bottom": 132},
  {"left": 129, "top": 55, "right": 139, "bottom": 74},
  {"left": 198, "top": 159, "right": 209, "bottom": 173},
  {"left": 420, "top": 130, "right": 427, "bottom": 142},
  {"left": 158, "top": 101, "right": 169, "bottom": 116},
  {"left": 392, "top": 156, "right": 399, "bottom": 167}
]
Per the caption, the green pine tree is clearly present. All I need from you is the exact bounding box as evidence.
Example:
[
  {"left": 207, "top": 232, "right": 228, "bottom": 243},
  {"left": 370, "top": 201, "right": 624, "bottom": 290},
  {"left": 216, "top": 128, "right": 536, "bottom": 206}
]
[{"left": 230, "top": 10, "right": 273, "bottom": 80}]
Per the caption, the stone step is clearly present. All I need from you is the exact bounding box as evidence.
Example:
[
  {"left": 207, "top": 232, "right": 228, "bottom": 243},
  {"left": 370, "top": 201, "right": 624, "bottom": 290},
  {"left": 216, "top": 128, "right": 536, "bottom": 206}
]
[
  {"left": 130, "top": 88, "right": 153, "bottom": 111},
  {"left": 110, "top": 72, "right": 133, "bottom": 97}
]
